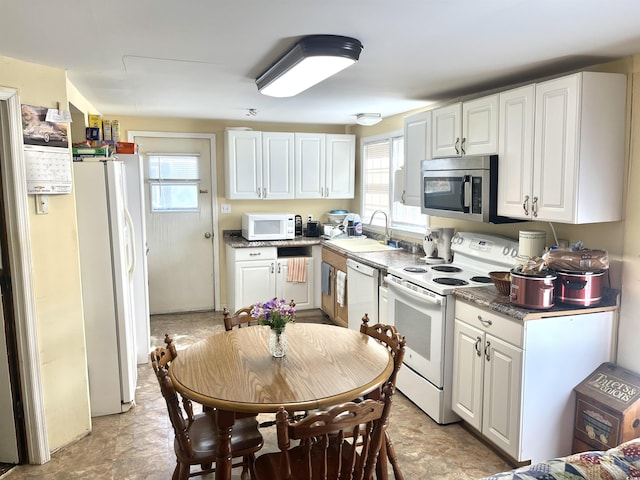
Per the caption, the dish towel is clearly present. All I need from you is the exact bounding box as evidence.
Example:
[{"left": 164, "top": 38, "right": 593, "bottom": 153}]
[
  {"left": 286, "top": 257, "right": 307, "bottom": 283},
  {"left": 321, "top": 262, "right": 331, "bottom": 295},
  {"left": 336, "top": 270, "right": 347, "bottom": 307}
]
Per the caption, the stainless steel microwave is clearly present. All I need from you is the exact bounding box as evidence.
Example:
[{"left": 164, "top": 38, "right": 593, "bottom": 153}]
[
  {"left": 421, "top": 155, "right": 517, "bottom": 224},
  {"left": 241, "top": 213, "right": 295, "bottom": 241}
]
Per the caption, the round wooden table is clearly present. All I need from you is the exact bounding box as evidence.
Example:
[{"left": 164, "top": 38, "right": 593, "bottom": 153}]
[{"left": 169, "top": 322, "right": 393, "bottom": 480}]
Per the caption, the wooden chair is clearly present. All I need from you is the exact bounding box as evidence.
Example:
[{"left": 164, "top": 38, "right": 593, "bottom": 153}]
[
  {"left": 151, "top": 343, "right": 264, "bottom": 480},
  {"left": 223, "top": 300, "right": 297, "bottom": 331},
  {"left": 253, "top": 383, "right": 395, "bottom": 480},
  {"left": 360, "top": 314, "right": 407, "bottom": 480},
  {"left": 223, "top": 305, "right": 259, "bottom": 330}
]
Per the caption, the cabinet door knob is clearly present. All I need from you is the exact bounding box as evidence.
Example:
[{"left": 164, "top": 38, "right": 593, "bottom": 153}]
[
  {"left": 532, "top": 196, "right": 538, "bottom": 218},
  {"left": 474, "top": 337, "right": 482, "bottom": 357},
  {"left": 484, "top": 340, "right": 491, "bottom": 361},
  {"left": 522, "top": 195, "right": 530, "bottom": 216},
  {"left": 461, "top": 137, "right": 466, "bottom": 155},
  {"left": 454, "top": 137, "right": 460, "bottom": 155},
  {"left": 204, "top": 232, "right": 212, "bottom": 239},
  {"left": 478, "top": 315, "right": 492, "bottom": 327}
]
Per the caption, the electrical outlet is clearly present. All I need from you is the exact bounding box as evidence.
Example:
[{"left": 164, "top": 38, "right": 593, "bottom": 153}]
[
  {"left": 221, "top": 203, "right": 231, "bottom": 214},
  {"left": 307, "top": 214, "right": 313, "bottom": 222}
]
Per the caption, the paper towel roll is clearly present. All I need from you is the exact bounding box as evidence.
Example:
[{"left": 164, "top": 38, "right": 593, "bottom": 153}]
[{"left": 518, "top": 230, "right": 546, "bottom": 258}]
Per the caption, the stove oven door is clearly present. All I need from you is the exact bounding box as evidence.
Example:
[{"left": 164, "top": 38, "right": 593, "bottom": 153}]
[{"left": 386, "top": 276, "right": 447, "bottom": 388}]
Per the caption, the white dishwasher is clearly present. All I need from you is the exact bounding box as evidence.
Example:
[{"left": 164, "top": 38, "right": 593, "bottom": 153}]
[{"left": 346, "top": 258, "right": 380, "bottom": 330}]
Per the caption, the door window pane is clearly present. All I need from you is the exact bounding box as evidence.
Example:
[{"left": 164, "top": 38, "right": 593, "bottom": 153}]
[{"left": 148, "top": 154, "right": 200, "bottom": 212}]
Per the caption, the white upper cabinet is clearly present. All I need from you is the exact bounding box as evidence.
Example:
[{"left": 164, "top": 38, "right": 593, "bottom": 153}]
[
  {"left": 225, "top": 130, "right": 262, "bottom": 199},
  {"left": 262, "top": 132, "right": 295, "bottom": 200},
  {"left": 295, "top": 133, "right": 355, "bottom": 199},
  {"left": 498, "top": 72, "right": 626, "bottom": 223},
  {"left": 497, "top": 85, "right": 535, "bottom": 219},
  {"left": 403, "top": 110, "right": 431, "bottom": 206},
  {"left": 432, "top": 103, "right": 462, "bottom": 158},
  {"left": 225, "top": 130, "right": 294, "bottom": 200},
  {"left": 463, "top": 95, "right": 499, "bottom": 155},
  {"left": 432, "top": 94, "right": 499, "bottom": 158},
  {"left": 226, "top": 130, "right": 354, "bottom": 200}
]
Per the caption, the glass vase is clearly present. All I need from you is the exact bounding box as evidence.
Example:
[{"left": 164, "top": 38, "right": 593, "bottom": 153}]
[{"left": 269, "top": 328, "right": 287, "bottom": 358}]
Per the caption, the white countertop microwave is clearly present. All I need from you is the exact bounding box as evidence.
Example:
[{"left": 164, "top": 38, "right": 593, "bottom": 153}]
[{"left": 241, "top": 213, "right": 295, "bottom": 241}]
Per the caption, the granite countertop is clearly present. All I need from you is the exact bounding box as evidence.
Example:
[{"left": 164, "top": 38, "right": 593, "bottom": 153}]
[
  {"left": 454, "top": 285, "right": 620, "bottom": 321},
  {"left": 223, "top": 229, "right": 422, "bottom": 272},
  {"left": 223, "top": 230, "right": 323, "bottom": 248}
]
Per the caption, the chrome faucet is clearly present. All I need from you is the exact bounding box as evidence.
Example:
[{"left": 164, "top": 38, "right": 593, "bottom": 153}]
[{"left": 368, "top": 210, "right": 391, "bottom": 243}]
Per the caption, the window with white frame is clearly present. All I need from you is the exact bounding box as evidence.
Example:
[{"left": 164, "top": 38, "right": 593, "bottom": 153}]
[
  {"left": 147, "top": 154, "right": 200, "bottom": 212},
  {"left": 360, "top": 132, "right": 426, "bottom": 234}
]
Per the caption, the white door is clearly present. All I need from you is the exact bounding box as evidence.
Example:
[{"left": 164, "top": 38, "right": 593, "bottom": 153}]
[
  {"left": 235, "top": 260, "right": 276, "bottom": 311},
  {"left": 403, "top": 110, "right": 431, "bottom": 206},
  {"left": 533, "top": 74, "right": 579, "bottom": 222},
  {"left": 451, "top": 319, "right": 484, "bottom": 431},
  {"left": 482, "top": 334, "right": 523, "bottom": 459},
  {"left": 134, "top": 135, "right": 216, "bottom": 314},
  {"left": 262, "top": 132, "right": 294, "bottom": 199},
  {"left": 432, "top": 103, "right": 462, "bottom": 158},
  {"left": 295, "top": 133, "right": 325, "bottom": 199}
]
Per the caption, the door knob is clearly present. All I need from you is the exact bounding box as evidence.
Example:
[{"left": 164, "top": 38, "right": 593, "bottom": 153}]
[{"left": 204, "top": 232, "right": 212, "bottom": 239}]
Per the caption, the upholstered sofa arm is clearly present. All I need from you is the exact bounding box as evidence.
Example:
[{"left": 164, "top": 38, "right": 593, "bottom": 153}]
[{"left": 480, "top": 439, "right": 640, "bottom": 480}]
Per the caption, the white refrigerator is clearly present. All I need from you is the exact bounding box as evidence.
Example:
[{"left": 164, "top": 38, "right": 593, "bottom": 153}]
[
  {"left": 119, "top": 154, "right": 151, "bottom": 365},
  {"left": 74, "top": 160, "right": 139, "bottom": 417}
]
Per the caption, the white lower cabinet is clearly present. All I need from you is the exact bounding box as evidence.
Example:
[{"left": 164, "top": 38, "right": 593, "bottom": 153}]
[
  {"left": 452, "top": 299, "right": 615, "bottom": 463},
  {"left": 226, "top": 246, "right": 314, "bottom": 312}
]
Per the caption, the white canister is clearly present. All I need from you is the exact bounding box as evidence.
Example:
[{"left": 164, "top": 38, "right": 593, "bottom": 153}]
[{"left": 518, "top": 230, "right": 547, "bottom": 258}]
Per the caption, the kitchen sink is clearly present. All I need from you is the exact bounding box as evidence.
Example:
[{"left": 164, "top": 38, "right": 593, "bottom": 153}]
[{"left": 325, "top": 238, "right": 401, "bottom": 253}]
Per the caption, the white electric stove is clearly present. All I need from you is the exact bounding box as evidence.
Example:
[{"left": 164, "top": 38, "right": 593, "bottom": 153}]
[{"left": 385, "top": 232, "right": 519, "bottom": 424}]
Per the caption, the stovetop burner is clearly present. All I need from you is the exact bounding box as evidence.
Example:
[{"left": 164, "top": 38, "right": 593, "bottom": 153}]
[
  {"left": 433, "top": 277, "right": 469, "bottom": 286},
  {"left": 431, "top": 265, "right": 462, "bottom": 273},
  {"left": 469, "top": 276, "right": 492, "bottom": 284},
  {"left": 403, "top": 266, "right": 428, "bottom": 273}
]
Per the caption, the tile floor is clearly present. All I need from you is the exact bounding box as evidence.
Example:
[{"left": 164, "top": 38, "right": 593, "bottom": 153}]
[{"left": 3, "top": 310, "right": 512, "bottom": 479}]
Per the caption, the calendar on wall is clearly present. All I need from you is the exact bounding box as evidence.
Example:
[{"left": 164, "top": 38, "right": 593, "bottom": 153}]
[{"left": 23, "top": 145, "right": 72, "bottom": 194}]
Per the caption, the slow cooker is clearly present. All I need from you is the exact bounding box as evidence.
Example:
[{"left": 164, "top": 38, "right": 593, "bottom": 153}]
[
  {"left": 510, "top": 266, "right": 556, "bottom": 309},
  {"left": 554, "top": 269, "right": 606, "bottom": 306}
]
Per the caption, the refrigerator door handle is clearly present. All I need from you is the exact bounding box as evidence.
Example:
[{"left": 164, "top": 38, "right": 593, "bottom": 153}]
[{"left": 124, "top": 207, "right": 137, "bottom": 278}]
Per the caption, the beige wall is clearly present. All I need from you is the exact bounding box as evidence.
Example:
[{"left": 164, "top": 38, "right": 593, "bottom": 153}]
[{"left": 0, "top": 56, "right": 90, "bottom": 451}]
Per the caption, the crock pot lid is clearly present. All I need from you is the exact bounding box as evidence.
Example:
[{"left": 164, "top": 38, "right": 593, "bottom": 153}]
[
  {"left": 510, "top": 266, "right": 556, "bottom": 278},
  {"left": 554, "top": 268, "right": 606, "bottom": 275}
]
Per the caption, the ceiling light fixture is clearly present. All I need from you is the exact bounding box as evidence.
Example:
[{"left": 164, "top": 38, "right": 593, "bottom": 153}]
[
  {"left": 256, "top": 35, "right": 363, "bottom": 98},
  {"left": 356, "top": 113, "right": 382, "bottom": 126}
]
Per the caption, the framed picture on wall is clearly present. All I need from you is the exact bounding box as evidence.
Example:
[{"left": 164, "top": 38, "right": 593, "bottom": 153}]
[{"left": 21, "top": 104, "right": 68, "bottom": 148}]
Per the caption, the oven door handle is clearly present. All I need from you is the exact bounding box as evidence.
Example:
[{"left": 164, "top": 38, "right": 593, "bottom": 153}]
[{"left": 386, "top": 277, "right": 443, "bottom": 306}]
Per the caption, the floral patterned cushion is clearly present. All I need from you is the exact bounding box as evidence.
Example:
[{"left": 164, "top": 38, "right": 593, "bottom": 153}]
[{"left": 481, "top": 439, "right": 640, "bottom": 480}]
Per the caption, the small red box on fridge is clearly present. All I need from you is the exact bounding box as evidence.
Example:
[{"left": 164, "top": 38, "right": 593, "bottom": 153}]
[{"left": 116, "top": 142, "right": 136, "bottom": 154}]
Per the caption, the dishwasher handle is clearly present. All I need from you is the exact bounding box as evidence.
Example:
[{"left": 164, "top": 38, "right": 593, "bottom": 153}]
[{"left": 346, "top": 258, "right": 378, "bottom": 277}]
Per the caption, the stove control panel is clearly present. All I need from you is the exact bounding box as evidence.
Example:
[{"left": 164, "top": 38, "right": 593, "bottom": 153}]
[{"left": 451, "top": 232, "right": 519, "bottom": 268}]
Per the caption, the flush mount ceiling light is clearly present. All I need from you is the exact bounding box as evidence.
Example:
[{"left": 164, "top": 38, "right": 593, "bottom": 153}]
[
  {"left": 256, "top": 35, "right": 363, "bottom": 98},
  {"left": 356, "top": 113, "right": 382, "bottom": 126}
]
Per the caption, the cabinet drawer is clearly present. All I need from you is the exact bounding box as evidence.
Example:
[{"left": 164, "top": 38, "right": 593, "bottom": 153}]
[
  {"left": 455, "top": 300, "right": 523, "bottom": 348},
  {"left": 233, "top": 247, "right": 277, "bottom": 261}
]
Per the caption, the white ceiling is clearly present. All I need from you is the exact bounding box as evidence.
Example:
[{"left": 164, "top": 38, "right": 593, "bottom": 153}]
[{"left": 2, "top": 0, "right": 640, "bottom": 125}]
